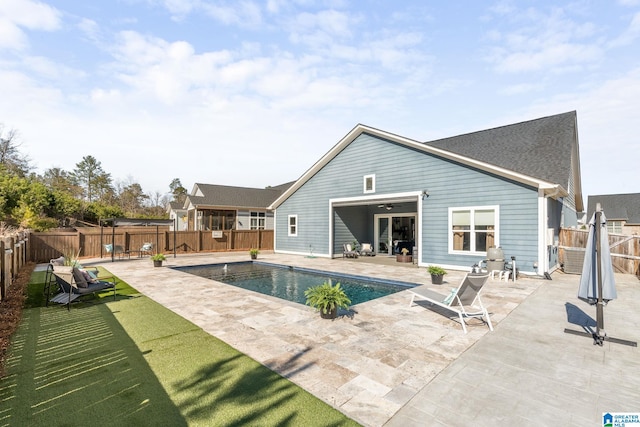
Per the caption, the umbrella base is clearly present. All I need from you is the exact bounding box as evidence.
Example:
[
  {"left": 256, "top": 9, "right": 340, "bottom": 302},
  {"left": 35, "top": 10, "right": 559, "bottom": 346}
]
[{"left": 564, "top": 328, "right": 637, "bottom": 347}]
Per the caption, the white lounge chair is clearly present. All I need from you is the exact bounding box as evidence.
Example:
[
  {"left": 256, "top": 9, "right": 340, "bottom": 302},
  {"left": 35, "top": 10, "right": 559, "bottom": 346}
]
[
  {"left": 342, "top": 243, "right": 359, "bottom": 258},
  {"left": 360, "top": 243, "right": 375, "bottom": 256},
  {"left": 408, "top": 273, "right": 493, "bottom": 333}
]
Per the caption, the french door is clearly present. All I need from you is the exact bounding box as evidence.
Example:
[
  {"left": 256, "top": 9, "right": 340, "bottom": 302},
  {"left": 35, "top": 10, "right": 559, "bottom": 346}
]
[{"left": 374, "top": 214, "right": 416, "bottom": 255}]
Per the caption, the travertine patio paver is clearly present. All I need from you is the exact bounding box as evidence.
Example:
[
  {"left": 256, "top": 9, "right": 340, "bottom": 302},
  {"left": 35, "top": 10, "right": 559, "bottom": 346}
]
[{"left": 92, "top": 253, "right": 542, "bottom": 427}]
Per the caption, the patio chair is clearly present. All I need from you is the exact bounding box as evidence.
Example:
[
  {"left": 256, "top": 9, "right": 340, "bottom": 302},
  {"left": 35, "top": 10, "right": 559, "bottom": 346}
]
[
  {"left": 360, "top": 243, "right": 375, "bottom": 256},
  {"left": 140, "top": 242, "right": 153, "bottom": 257},
  {"left": 104, "top": 243, "right": 129, "bottom": 259},
  {"left": 408, "top": 273, "right": 492, "bottom": 333},
  {"left": 342, "top": 243, "right": 359, "bottom": 258},
  {"left": 51, "top": 267, "right": 117, "bottom": 310}
]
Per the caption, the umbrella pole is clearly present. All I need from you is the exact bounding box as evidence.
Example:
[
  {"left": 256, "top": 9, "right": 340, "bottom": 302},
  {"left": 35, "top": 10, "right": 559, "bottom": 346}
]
[{"left": 595, "top": 208, "right": 605, "bottom": 344}]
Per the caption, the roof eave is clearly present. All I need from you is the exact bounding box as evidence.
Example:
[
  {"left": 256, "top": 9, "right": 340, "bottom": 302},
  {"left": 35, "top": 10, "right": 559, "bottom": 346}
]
[{"left": 190, "top": 204, "right": 272, "bottom": 210}]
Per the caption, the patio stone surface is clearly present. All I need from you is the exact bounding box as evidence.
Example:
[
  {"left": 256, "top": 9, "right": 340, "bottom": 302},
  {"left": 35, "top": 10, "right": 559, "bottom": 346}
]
[{"left": 81, "top": 253, "right": 640, "bottom": 427}]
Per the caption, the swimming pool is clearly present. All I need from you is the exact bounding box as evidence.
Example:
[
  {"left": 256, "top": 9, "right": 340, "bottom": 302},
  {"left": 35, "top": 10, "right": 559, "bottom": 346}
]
[{"left": 174, "top": 262, "right": 417, "bottom": 306}]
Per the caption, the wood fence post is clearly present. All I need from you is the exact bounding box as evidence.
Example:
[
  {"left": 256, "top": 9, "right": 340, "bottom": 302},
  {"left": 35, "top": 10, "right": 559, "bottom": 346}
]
[
  {"left": 24, "top": 235, "right": 28, "bottom": 263},
  {"left": 2, "top": 238, "right": 14, "bottom": 301},
  {"left": 9, "top": 237, "right": 16, "bottom": 283},
  {"left": 0, "top": 239, "right": 5, "bottom": 302}
]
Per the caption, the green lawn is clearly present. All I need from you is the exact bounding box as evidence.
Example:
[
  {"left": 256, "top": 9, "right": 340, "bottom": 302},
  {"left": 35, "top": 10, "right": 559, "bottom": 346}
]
[{"left": 0, "top": 268, "right": 360, "bottom": 426}]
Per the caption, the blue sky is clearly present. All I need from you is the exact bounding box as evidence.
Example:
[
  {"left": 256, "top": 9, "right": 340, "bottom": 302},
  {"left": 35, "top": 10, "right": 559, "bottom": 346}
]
[{"left": 1, "top": 0, "right": 639, "bottom": 202}]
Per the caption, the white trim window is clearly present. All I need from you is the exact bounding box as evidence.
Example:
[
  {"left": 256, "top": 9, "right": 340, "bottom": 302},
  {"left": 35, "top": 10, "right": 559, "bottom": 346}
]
[
  {"left": 363, "top": 174, "right": 375, "bottom": 194},
  {"left": 449, "top": 206, "right": 499, "bottom": 255},
  {"left": 250, "top": 211, "right": 266, "bottom": 230},
  {"left": 288, "top": 215, "right": 298, "bottom": 236},
  {"left": 607, "top": 220, "right": 623, "bottom": 234}
]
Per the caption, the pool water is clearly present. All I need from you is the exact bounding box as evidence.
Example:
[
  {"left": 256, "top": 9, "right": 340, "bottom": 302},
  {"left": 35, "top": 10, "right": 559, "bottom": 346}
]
[{"left": 174, "top": 262, "right": 416, "bottom": 306}]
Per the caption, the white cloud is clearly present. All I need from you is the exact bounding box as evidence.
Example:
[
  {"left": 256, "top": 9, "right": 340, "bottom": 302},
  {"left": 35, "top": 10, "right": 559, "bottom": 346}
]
[
  {"left": 22, "top": 55, "right": 86, "bottom": 81},
  {"left": 484, "top": 5, "right": 605, "bottom": 73},
  {"left": 201, "top": 1, "right": 263, "bottom": 27},
  {"left": 288, "top": 9, "right": 357, "bottom": 47},
  {"left": 0, "top": 0, "right": 60, "bottom": 50},
  {"left": 609, "top": 11, "right": 640, "bottom": 47},
  {"left": 78, "top": 18, "right": 100, "bottom": 41},
  {"left": 0, "top": 0, "right": 60, "bottom": 30},
  {"left": 161, "top": 0, "right": 197, "bottom": 17},
  {"left": 500, "top": 82, "right": 544, "bottom": 95},
  {"left": 493, "top": 43, "right": 602, "bottom": 73},
  {"left": 0, "top": 17, "right": 28, "bottom": 49}
]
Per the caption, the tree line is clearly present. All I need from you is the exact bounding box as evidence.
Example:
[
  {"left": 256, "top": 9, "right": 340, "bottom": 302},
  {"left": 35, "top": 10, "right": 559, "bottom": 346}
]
[{"left": 0, "top": 124, "right": 187, "bottom": 231}]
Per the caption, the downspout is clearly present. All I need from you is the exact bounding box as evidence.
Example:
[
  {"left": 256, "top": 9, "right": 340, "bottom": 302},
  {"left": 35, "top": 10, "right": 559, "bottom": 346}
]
[
  {"left": 541, "top": 185, "right": 562, "bottom": 273},
  {"left": 328, "top": 201, "right": 334, "bottom": 258}
]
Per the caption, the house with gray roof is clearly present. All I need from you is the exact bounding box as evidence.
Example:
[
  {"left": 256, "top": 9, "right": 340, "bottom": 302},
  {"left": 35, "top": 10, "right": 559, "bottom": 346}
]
[
  {"left": 270, "top": 111, "right": 583, "bottom": 275},
  {"left": 166, "top": 201, "right": 188, "bottom": 230},
  {"left": 587, "top": 193, "right": 640, "bottom": 235},
  {"left": 181, "top": 182, "right": 293, "bottom": 231}
]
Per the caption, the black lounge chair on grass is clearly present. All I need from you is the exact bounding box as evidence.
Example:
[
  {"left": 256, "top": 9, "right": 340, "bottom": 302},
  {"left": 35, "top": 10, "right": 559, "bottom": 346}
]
[{"left": 51, "top": 267, "right": 117, "bottom": 310}]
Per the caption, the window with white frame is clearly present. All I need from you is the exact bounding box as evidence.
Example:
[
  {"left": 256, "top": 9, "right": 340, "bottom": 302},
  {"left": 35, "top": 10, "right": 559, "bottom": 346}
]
[
  {"left": 363, "top": 174, "right": 375, "bottom": 193},
  {"left": 607, "top": 220, "right": 623, "bottom": 234},
  {"left": 449, "top": 206, "right": 498, "bottom": 254},
  {"left": 288, "top": 215, "right": 298, "bottom": 236},
  {"left": 250, "top": 211, "right": 266, "bottom": 230}
]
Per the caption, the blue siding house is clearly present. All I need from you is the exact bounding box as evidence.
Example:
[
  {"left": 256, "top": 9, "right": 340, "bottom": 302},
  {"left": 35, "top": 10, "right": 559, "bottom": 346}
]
[{"left": 270, "top": 112, "right": 583, "bottom": 275}]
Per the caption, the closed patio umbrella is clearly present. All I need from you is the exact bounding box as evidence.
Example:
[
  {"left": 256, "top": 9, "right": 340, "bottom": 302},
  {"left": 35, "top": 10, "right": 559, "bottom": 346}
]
[
  {"left": 578, "top": 209, "right": 617, "bottom": 305},
  {"left": 573, "top": 205, "right": 624, "bottom": 346},
  {"left": 566, "top": 204, "right": 635, "bottom": 346}
]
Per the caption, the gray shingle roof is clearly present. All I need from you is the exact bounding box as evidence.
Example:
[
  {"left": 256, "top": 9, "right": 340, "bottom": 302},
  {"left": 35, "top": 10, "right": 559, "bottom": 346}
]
[
  {"left": 189, "top": 182, "right": 293, "bottom": 209},
  {"left": 168, "top": 201, "right": 185, "bottom": 210},
  {"left": 425, "top": 111, "right": 577, "bottom": 189},
  {"left": 587, "top": 193, "right": 640, "bottom": 224}
]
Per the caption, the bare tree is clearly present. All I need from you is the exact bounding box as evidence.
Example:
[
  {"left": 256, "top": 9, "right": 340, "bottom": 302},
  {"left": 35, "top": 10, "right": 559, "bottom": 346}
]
[
  {"left": 0, "top": 124, "right": 31, "bottom": 176},
  {"left": 116, "top": 180, "right": 149, "bottom": 215}
]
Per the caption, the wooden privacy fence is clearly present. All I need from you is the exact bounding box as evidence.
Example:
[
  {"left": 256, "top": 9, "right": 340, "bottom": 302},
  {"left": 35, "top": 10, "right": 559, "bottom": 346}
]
[
  {"left": 559, "top": 228, "right": 640, "bottom": 276},
  {"left": 0, "top": 231, "right": 30, "bottom": 302},
  {"left": 29, "top": 228, "right": 274, "bottom": 262}
]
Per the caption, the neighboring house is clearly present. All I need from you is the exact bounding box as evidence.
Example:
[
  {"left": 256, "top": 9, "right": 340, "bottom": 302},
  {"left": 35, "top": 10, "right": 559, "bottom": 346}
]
[
  {"left": 270, "top": 111, "right": 584, "bottom": 275},
  {"left": 181, "top": 182, "right": 293, "bottom": 231},
  {"left": 586, "top": 193, "right": 640, "bottom": 235},
  {"left": 166, "top": 201, "right": 188, "bottom": 231}
]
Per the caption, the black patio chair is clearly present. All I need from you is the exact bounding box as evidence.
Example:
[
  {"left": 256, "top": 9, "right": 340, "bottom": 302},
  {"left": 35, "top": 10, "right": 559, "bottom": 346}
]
[{"left": 51, "top": 268, "right": 117, "bottom": 310}]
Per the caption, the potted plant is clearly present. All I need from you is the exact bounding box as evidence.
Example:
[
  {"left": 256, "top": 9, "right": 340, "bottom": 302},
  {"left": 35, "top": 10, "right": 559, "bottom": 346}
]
[
  {"left": 151, "top": 253, "right": 166, "bottom": 267},
  {"left": 249, "top": 248, "right": 259, "bottom": 260},
  {"left": 304, "top": 281, "right": 351, "bottom": 319},
  {"left": 54, "top": 248, "right": 79, "bottom": 272},
  {"left": 427, "top": 265, "right": 447, "bottom": 284},
  {"left": 396, "top": 247, "right": 412, "bottom": 263}
]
